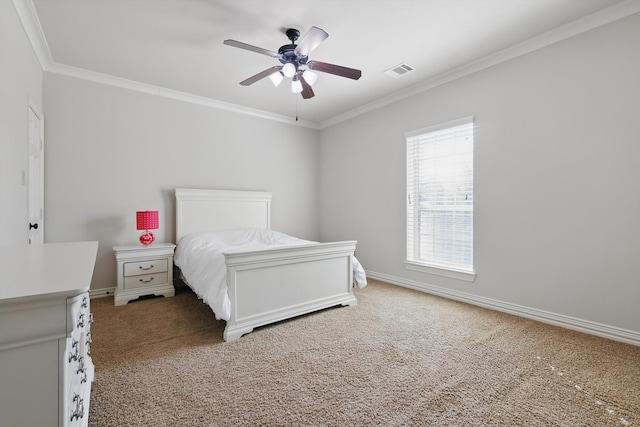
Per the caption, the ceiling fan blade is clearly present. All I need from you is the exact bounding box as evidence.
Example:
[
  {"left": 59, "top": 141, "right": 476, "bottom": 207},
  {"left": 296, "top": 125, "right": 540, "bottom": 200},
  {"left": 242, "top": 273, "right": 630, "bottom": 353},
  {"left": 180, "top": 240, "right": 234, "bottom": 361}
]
[
  {"left": 307, "top": 60, "right": 362, "bottom": 80},
  {"left": 239, "top": 66, "right": 283, "bottom": 86},
  {"left": 294, "top": 26, "right": 328, "bottom": 56},
  {"left": 223, "top": 39, "right": 279, "bottom": 58},
  {"left": 297, "top": 72, "right": 315, "bottom": 99}
]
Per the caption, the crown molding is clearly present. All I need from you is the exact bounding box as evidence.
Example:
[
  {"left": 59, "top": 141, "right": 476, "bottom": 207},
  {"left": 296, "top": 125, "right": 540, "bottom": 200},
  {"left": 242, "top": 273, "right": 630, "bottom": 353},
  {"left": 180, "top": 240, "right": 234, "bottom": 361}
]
[
  {"left": 11, "top": 0, "right": 53, "bottom": 69},
  {"left": 317, "top": 0, "right": 640, "bottom": 129},
  {"left": 12, "top": 0, "right": 639, "bottom": 130},
  {"left": 11, "top": 0, "right": 319, "bottom": 129},
  {"left": 46, "top": 62, "right": 319, "bottom": 129}
]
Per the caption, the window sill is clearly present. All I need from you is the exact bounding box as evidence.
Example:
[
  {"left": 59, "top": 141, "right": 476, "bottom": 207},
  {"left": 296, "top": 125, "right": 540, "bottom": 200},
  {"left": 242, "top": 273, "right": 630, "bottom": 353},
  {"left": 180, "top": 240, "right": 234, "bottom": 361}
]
[{"left": 405, "top": 261, "right": 476, "bottom": 282}]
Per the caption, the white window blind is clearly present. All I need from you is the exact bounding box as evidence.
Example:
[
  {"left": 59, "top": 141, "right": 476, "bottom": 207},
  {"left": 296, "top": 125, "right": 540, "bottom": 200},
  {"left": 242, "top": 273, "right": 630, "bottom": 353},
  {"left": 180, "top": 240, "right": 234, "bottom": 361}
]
[{"left": 406, "top": 117, "right": 474, "bottom": 274}]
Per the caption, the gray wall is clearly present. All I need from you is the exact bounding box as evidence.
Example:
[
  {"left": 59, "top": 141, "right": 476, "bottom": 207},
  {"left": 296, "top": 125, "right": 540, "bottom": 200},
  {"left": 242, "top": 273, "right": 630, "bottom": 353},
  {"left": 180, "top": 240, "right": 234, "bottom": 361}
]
[
  {"left": 43, "top": 73, "right": 320, "bottom": 290},
  {"left": 319, "top": 13, "right": 640, "bottom": 335},
  {"left": 0, "top": 1, "right": 43, "bottom": 245}
]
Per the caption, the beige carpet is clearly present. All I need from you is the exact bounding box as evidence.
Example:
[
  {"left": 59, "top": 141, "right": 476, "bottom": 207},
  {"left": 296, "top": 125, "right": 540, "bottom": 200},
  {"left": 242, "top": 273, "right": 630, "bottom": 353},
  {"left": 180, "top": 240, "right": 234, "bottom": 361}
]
[{"left": 88, "top": 280, "right": 639, "bottom": 426}]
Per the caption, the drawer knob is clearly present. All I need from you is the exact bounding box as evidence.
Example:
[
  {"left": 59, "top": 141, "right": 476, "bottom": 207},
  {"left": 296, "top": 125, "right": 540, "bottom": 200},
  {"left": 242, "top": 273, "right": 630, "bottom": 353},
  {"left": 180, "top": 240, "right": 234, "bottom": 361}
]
[
  {"left": 70, "top": 393, "right": 85, "bottom": 421},
  {"left": 77, "top": 313, "right": 85, "bottom": 328},
  {"left": 139, "top": 264, "right": 154, "bottom": 271},
  {"left": 139, "top": 276, "right": 155, "bottom": 283},
  {"left": 86, "top": 332, "right": 92, "bottom": 356},
  {"left": 76, "top": 357, "right": 87, "bottom": 383},
  {"left": 68, "top": 340, "right": 79, "bottom": 362},
  {"left": 76, "top": 356, "right": 84, "bottom": 373}
]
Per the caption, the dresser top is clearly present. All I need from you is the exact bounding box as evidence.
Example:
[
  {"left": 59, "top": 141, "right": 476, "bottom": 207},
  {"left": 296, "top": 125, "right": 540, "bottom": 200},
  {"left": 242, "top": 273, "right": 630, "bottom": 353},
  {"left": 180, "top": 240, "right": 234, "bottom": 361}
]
[{"left": 0, "top": 241, "right": 98, "bottom": 303}]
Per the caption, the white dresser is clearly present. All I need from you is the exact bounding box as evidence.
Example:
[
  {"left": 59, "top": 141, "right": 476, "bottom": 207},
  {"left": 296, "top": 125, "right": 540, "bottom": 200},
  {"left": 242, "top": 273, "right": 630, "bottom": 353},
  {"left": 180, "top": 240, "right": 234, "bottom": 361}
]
[{"left": 0, "top": 241, "right": 98, "bottom": 427}]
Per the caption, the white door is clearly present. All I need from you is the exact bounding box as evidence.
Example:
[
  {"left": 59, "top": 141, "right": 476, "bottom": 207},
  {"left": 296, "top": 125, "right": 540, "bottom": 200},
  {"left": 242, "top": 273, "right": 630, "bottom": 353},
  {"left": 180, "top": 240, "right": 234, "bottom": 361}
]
[{"left": 28, "top": 105, "right": 44, "bottom": 244}]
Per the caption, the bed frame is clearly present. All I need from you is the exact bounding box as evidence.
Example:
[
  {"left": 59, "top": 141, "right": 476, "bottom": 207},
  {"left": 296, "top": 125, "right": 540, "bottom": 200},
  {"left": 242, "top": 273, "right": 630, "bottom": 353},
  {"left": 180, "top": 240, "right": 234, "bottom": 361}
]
[{"left": 175, "top": 188, "right": 358, "bottom": 342}]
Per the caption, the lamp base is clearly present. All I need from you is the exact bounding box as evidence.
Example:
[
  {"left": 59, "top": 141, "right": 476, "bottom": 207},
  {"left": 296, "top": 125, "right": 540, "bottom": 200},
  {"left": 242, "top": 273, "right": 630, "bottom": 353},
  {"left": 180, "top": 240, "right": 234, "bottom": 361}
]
[{"left": 139, "top": 231, "right": 156, "bottom": 246}]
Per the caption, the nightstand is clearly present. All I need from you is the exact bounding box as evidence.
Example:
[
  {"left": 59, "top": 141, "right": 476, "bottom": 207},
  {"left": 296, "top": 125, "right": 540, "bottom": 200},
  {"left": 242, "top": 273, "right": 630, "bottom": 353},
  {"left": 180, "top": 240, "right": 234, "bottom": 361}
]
[{"left": 113, "top": 243, "right": 176, "bottom": 306}]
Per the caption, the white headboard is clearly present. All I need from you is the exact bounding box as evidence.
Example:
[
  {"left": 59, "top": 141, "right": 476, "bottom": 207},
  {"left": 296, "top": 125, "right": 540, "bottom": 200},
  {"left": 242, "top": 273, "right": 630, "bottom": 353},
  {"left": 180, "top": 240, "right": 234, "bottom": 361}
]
[{"left": 175, "top": 188, "right": 272, "bottom": 242}]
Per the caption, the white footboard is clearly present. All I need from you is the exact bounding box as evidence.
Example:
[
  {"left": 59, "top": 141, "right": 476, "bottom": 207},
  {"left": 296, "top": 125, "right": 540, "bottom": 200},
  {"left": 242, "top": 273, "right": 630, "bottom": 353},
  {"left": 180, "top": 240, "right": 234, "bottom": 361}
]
[{"left": 222, "top": 241, "right": 357, "bottom": 342}]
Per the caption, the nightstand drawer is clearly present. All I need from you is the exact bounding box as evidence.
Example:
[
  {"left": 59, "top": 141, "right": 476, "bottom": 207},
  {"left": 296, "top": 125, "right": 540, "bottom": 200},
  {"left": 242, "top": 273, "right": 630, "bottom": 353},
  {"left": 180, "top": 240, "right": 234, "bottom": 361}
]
[
  {"left": 124, "top": 259, "right": 168, "bottom": 276},
  {"left": 124, "top": 272, "right": 168, "bottom": 289}
]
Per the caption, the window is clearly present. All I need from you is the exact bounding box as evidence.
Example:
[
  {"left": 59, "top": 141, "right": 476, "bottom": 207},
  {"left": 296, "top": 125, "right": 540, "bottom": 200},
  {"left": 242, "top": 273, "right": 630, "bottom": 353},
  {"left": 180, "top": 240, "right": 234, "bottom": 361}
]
[{"left": 405, "top": 117, "right": 474, "bottom": 281}]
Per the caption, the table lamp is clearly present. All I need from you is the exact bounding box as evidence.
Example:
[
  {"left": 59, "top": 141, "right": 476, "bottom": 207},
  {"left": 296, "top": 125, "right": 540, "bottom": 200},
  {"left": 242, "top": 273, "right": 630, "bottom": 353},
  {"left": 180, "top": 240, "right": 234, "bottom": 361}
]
[{"left": 136, "top": 210, "right": 158, "bottom": 246}]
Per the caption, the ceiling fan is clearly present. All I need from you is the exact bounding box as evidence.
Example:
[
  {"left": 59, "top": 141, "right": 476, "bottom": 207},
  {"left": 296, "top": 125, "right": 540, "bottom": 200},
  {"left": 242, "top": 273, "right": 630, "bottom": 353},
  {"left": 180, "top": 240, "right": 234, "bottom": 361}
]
[{"left": 223, "top": 26, "right": 362, "bottom": 99}]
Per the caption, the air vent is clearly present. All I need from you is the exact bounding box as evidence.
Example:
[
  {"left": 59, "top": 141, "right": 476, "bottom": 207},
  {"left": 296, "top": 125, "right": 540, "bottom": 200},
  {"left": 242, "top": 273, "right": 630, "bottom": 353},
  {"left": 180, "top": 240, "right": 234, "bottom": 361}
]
[{"left": 384, "top": 63, "right": 415, "bottom": 78}]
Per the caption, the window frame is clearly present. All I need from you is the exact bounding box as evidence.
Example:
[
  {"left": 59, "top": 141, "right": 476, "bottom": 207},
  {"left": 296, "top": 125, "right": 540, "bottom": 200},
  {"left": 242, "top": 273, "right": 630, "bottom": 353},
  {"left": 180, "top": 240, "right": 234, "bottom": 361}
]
[{"left": 405, "top": 116, "right": 476, "bottom": 282}]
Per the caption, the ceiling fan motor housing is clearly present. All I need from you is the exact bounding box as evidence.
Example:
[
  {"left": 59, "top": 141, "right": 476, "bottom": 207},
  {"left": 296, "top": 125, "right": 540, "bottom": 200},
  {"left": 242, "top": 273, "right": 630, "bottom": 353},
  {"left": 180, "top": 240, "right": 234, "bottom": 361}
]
[
  {"left": 278, "top": 29, "right": 308, "bottom": 70},
  {"left": 278, "top": 47, "right": 307, "bottom": 65}
]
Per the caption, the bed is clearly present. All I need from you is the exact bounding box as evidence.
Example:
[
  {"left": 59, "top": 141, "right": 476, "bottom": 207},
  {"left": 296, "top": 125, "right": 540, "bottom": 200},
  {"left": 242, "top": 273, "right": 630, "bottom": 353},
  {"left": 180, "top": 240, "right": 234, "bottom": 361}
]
[{"left": 174, "top": 188, "right": 366, "bottom": 342}]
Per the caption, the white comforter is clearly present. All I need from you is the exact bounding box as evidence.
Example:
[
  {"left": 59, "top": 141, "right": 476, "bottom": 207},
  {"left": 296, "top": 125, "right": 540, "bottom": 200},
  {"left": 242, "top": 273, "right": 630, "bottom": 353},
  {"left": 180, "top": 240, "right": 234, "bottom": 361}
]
[{"left": 174, "top": 228, "right": 367, "bottom": 321}]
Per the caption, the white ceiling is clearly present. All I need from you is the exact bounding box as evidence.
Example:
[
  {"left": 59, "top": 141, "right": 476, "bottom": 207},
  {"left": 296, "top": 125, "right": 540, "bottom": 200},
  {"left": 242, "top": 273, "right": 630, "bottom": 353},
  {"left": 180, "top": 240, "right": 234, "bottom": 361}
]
[{"left": 27, "top": 0, "right": 632, "bottom": 126}]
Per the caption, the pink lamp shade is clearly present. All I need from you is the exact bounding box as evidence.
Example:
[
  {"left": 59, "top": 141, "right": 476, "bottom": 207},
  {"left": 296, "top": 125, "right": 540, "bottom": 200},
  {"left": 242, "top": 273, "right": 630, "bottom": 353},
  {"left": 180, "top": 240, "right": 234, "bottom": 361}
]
[{"left": 136, "top": 211, "right": 159, "bottom": 246}]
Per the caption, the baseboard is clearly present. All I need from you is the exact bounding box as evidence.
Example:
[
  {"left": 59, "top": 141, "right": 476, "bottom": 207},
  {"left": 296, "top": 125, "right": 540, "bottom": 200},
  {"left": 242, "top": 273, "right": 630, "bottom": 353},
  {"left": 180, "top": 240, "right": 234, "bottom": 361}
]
[
  {"left": 365, "top": 271, "right": 640, "bottom": 347},
  {"left": 90, "top": 287, "right": 116, "bottom": 299}
]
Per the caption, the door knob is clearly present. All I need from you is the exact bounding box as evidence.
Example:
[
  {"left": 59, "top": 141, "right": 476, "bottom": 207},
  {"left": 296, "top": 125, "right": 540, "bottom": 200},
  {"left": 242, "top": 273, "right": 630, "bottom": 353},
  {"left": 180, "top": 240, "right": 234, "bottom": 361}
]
[{"left": 29, "top": 223, "right": 38, "bottom": 230}]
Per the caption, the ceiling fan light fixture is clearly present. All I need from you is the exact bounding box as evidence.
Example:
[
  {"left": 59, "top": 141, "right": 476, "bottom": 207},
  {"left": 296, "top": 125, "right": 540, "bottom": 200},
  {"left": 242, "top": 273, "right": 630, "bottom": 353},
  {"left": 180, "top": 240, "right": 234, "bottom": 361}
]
[
  {"left": 291, "top": 78, "right": 303, "bottom": 93},
  {"left": 224, "top": 26, "right": 361, "bottom": 100},
  {"left": 282, "top": 63, "right": 296, "bottom": 78},
  {"left": 302, "top": 69, "right": 318, "bottom": 86},
  {"left": 269, "top": 71, "right": 283, "bottom": 87}
]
